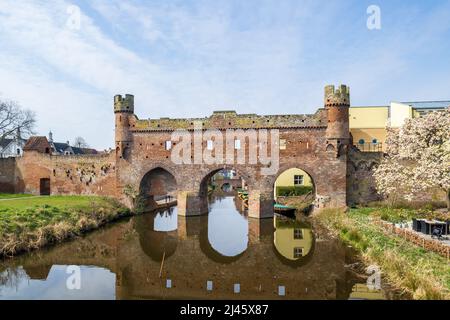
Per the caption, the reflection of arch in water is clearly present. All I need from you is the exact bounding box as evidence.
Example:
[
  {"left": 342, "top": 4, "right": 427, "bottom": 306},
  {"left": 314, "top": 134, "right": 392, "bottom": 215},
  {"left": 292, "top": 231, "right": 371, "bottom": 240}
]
[
  {"left": 198, "top": 217, "right": 246, "bottom": 264},
  {"left": 198, "top": 196, "right": 248, "bottom": 263},
  {"left": 134, "top": 208, "right": 178, "bottom": 262},
  {"left": 272, "top": 216, "right": 316, "bottom": 268}
]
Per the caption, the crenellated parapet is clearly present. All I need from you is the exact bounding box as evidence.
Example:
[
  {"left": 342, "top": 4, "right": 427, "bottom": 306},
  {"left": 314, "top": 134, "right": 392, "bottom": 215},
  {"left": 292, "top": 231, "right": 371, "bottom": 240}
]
[
  {"left": 325, "top": 84, "right": 351, "bottom": 157},
  {"left": 324, "top": 85, "right": 350, "bottom": 107},
  {"left": 131, "top": 110, "right": 327, "bottom": 132},
  {"left": 114, "top": 94, "right": 135, "bottom": 113}
]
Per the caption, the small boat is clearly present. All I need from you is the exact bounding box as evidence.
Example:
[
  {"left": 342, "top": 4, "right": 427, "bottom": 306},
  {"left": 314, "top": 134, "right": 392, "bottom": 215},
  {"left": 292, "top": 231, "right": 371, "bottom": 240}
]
[
  {"left": 274, "top": 203, "right": 297, "bottom": 216},
  {"left": 237, "top": 190, "right": 249, "bottom": 201}
]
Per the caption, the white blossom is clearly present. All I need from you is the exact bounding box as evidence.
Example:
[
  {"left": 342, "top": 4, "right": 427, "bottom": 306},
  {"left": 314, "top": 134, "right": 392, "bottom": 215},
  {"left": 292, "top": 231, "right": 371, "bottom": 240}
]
[{"left": 374, "top": 109, "right": 450, "bottom": 207}]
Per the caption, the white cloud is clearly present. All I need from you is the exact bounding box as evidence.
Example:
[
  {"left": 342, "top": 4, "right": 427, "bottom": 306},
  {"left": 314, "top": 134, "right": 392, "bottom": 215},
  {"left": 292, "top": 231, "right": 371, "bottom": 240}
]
[{"left": 0, "top": 0, "right": 449, "bottom": 149}]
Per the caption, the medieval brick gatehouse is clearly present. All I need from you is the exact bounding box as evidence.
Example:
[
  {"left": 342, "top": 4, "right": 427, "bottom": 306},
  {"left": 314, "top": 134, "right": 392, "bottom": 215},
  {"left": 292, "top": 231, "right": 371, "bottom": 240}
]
[{"left": 0, "top": 85, "right": 381, "bottom": 218}]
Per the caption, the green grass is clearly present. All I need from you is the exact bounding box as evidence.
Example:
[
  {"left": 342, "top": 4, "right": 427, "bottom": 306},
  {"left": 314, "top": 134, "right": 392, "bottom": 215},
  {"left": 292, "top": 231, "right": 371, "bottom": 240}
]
[
  {"left": 0, "top": 195, "right": 131, "bottom": 257},
  {"left": 0, "top": 193, "right": 35, "bottom": 200},
  {"left": 317, "top": 207, "right": 450, "bottom": 300},
  {"left": 0, "top": 195, "right": 104, "bottom": 210},
  {"left": 360, "top": 205, "right": 448, "bottom": 223}
]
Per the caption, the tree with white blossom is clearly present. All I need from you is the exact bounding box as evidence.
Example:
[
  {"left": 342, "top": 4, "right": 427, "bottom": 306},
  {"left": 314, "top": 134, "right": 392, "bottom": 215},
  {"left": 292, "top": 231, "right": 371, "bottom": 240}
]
[{"left": 374, "top": 109, "right": 450, "bottom": 208}]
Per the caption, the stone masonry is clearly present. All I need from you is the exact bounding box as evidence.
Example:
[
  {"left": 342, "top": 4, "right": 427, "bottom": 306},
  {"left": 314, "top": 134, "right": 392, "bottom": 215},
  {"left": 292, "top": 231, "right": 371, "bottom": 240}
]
[{"left": 0, "top": 85, "right": 357, "bottom": 219}]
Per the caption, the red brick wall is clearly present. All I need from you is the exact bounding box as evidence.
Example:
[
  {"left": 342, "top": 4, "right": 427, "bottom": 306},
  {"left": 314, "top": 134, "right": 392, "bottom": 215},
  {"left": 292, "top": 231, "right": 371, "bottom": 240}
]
[
  {"left": 0, "top": 158, "right": 17, "bottom": 193},
  {"left": 15, "top": 151, "right": 117, "bottom": 196}
]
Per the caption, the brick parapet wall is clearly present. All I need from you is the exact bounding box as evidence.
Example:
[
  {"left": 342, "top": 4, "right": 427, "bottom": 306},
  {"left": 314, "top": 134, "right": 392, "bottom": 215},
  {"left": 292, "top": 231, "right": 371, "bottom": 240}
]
[
  {"left": 374, "top": 219, "right": 450, "bottom": 259},
  {"left": 15, "top": 151, "right": 117, "bottom": 196}
]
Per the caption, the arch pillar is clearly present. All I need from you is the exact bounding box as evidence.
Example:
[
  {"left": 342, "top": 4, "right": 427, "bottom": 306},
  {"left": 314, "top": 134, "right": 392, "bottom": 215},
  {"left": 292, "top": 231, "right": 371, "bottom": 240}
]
[
  {"left": 247, "top": 189, "right": 274, "bottom": 219},
  {"left": 248, "top": 218, "right": 274, "bottom": 244},
  {"left": 177, "top": 215, "right": 202, "bottom": 239},
  {"left": 177, "top": 190, "right": 208, "bottom": 216}
]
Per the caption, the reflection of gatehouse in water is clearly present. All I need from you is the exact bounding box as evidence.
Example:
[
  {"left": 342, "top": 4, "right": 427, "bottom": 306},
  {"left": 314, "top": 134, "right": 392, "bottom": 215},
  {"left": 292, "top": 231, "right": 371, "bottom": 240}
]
[{"left": 0, "top": 194, "right": 382, "bottom": 300}]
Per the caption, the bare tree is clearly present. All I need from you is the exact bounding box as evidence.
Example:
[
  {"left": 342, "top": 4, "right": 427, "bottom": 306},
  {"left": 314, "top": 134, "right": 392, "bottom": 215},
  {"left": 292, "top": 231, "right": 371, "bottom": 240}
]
[
  {"left": 74, "top": 136, "right": 89, "bottom": 148},
  {"left": 0, "top": 99, "right": 36, "bottom": 142}
]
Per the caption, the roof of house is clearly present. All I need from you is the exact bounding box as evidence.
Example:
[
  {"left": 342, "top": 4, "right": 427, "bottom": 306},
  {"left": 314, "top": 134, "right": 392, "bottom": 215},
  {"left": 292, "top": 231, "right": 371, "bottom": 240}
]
[
  {"left": 23, "top": 136, "right": 51, "bottom": 153},
  {"left": 52, "top": 142, "right": 70, "bottom": 154},
  {"left": 0, "top": 137, "right": 27, "bottom": 149},
  {"left": 78, "top": 148, "right": 98, "bottom": 155},
  {"left": 51, "top": 141, "right": 98, "bottom": 155},
  {"left": 71, "top": 147, "right": 98, "bottom": 155},
  {"left": 0, "top": 138, "right": 13, "bottom": 149}
]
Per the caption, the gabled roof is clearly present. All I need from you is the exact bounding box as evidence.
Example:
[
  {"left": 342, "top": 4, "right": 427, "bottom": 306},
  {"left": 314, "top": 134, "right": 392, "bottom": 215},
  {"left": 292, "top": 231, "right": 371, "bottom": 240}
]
[
  {"left": 51, "top": 142, "right": 99, "bottom": 155},
  {"left": 23, "top": 136, "right": 51, "bottom": 153},
  {"left": 52, "top": 142, "right": 70, "bottom": 154},
  {"left": 0, "top": 137, "right": 27, "bottom": 149},
  {"left": 0, "top": 138, "right": 13, "bottom": 149}
]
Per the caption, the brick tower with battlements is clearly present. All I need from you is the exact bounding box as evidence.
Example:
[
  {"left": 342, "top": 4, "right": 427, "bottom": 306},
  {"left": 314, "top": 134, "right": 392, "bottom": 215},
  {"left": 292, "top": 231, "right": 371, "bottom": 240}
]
[
  {"left": 325, "top": 84, "right": 350, "bottom": 157},
  {"left": 114, "top": 94, "right": 134, "bottom": 159}
]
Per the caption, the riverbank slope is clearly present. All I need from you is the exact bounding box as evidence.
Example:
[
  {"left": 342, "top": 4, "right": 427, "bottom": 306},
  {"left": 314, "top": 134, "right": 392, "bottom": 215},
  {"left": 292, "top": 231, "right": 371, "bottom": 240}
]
[
  {"left": 0, "top": 196, "right": 131, "bottom": 258},
  {"left": 316, "top": 207, "right": 450, "bottom": 300}
]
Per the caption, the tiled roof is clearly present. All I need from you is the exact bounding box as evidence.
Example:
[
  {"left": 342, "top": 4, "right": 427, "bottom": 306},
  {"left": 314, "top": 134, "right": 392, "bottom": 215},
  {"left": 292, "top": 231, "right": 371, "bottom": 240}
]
[
  {"left": 52, "top": 142, "right": 69, "bottom": 153},
  {"left": 71, "top": 147, "right": 98, "bottom": 155},
  {"left": 0, "top": 138, "right": 13, "bottom": 149},
  {"left": 23, "top": 136, "right": 50, "bottom": 153},
  {"left": 79, "top": 148, "right": 98, "bottom": 155}
]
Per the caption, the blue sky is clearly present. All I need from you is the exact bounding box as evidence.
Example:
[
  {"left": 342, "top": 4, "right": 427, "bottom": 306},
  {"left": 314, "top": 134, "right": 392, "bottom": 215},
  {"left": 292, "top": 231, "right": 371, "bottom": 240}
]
[{"left": 0, "top": 0, "right": 449, "bottom": 149}]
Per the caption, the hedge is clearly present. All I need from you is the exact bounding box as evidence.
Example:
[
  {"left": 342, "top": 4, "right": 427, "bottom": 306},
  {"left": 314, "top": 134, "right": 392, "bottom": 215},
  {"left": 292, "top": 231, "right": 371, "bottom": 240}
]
[{"left": 276, "top": 186, "right": 313, "bottom": 197}]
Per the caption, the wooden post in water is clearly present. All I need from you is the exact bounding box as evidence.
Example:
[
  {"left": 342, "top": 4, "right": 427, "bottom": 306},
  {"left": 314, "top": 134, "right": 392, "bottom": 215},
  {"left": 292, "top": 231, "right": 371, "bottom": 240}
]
[{"left": 159, "top": 251, "right": 166, "bottom": 278}]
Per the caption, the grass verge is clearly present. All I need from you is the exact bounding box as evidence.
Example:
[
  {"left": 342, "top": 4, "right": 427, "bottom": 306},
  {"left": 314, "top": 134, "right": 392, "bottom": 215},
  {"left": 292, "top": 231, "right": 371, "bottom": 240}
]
[
  {"left": 316, "top": 207, "right": 450, "bottom": 300},
  {"left": 0, "top": 196, "right": 131, "bottom": 258},
  {"left": 0, "top": 193, "right": 35, "bottom": 200}
]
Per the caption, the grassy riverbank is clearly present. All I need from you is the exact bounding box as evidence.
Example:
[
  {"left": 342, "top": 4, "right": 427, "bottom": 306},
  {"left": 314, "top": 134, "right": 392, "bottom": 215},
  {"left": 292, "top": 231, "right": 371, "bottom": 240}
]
[
  {"left": 0, "top": 196, "right": 131, "bottom": 258},
  {"left": 316, "top": 207, "right": 450, "bottom": 300}
]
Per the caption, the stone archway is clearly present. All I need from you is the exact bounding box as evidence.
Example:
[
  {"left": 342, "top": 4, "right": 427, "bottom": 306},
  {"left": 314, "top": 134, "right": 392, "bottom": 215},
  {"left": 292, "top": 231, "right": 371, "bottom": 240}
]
[
  {"left": 139, "top": 167, "right": 177, "bottom": 212},
  {"left": 272, "top": 167, "right": 316, "bottom": 214}
]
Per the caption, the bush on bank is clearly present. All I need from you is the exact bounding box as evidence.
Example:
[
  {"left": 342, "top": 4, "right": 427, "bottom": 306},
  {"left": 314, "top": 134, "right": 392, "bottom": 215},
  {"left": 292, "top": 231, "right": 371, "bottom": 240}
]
[
  {"left": 0, "top": 196, "right": 131, "bottom": 258},
  {"left": 316, "top": 207, "right": 450, "bottom": 300},
  {"left": 276, "top": 186, "right": 313, "bottom": 197}
]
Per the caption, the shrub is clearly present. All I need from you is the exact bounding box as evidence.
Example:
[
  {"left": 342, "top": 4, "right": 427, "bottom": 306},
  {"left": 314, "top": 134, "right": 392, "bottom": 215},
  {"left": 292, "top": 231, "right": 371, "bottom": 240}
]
[{"left": 276, "top": 186, "right": 313, "bottom": 197}]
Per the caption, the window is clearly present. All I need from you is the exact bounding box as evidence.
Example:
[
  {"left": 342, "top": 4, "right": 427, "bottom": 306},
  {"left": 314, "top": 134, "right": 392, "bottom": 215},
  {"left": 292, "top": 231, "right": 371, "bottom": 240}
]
[
  {"left": 207, "top": 140, "right": 213, "bottom": 150},
  {"left": 293, "top": 247, "right": 303, "bottom": 258},
  {"left": 294, "top": 175, "right": 304, "bottom": 186},
  {"left": 279, "top": 139, "right": 286, "bottom": 150},
  {"left": 372, "top": 138, "right": 378, "bottom": 144},
  {"left": 234, "top": 139, "right": 241, "bottom": 150},
  {"left": 165, "top": 141, "right": 172, "bottom": 150},
  {"left": 358, "top": 139, "right": 365, "bottom": 145},
  {"left": 294, "top": 228, "right": 303, "bottom": 239},
  {"left": 16, "top": 148, "right": 20, "bottom": 155}
]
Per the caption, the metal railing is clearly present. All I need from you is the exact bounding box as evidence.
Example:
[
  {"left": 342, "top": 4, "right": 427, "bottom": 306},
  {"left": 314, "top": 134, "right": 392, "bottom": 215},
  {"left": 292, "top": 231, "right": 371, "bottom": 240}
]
[{"left": 355, "top": 143, "right": 383, "bottom": 152}]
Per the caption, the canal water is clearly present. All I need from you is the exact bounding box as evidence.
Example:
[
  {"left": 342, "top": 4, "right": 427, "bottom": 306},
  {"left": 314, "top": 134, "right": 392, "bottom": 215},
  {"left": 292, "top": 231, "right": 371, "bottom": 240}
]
[{"left": 0, "top": 195, "right": 394, "bottom": 300}]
